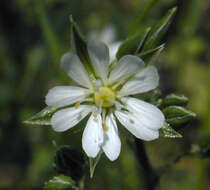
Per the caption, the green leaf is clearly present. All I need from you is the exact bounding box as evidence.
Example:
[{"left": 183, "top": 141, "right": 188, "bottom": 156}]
[
  {"left": 69, "top": 16, "right": 96, "bottom": 84},
  {"left": 160, "top": 124, "right": 182, "bottom": 138},
  {"left": 128, "top": 0, "right": 158, "bottom": 37},
  {"left": 69, "top": 16, "right": 90, "bottom": 65},
  {"left": 162, "top": 106, "right": 196, "bottom": 126},
  {"left": 44, "top": 175, "right": 79, "bottom": 190},
  {"left": 24, "top": 106, "right": 57, "bottom": 125},
  {"left": 138, "top": 44, "right": 165, "bottom": 65},
  {"left": 144, "top": 7, "right": 177, "bottom": 50},
  {"left": 163, "top": 94, "right": 189, "bottom": 107},
  {"left": 89, "top": 150, "right": 103, "bottom": 178},
  {"left": 116, "top": 27, "right": 151, "bottom": 60}
]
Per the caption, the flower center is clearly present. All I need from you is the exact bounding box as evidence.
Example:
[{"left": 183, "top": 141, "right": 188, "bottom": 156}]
[{"left": 94, "top": 86, "right": 116, "bottom": 108}]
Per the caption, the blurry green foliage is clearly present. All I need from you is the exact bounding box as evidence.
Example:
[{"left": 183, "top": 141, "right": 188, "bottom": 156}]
[{"left": 0, "top": 0, "right": 210, "bottom": 190}]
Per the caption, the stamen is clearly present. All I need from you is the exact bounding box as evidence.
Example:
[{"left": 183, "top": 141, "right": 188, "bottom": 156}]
[
  {"left": 102, "top": 123, "right": 108, "bottom": 131},
  {"left": 93, "top": 113, "right": 97, "bottom": 118},
  {"left": 74, "top": 102, "right": 80, "bottom": 109}
]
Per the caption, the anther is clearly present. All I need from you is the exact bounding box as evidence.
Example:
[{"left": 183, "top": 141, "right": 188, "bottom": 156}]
[
  {"left": 93, "top": 113, "right": 97, "bottom": 118},
  {"left": 74, "top": 102, "right": 80, "bottom": 109},
  {"left": 102, "top": 123, "right": 108, "bottom": 131}
]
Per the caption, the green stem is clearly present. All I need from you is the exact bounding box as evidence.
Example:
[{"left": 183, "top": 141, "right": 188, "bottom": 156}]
[{"left": 134, "top": 138, "right": 159, "bottom": 190}]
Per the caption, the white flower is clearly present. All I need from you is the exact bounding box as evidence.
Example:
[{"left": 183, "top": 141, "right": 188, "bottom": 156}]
[
  {"left": 88, "top": 25, "right": 122, "bottom": 62},
  {"left": 45, "top": 40, "right": 165, "bottom": 161}
]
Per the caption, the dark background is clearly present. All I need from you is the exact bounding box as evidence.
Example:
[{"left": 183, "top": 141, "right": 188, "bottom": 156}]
[{"left": 0, "top": 0, "right": 210, "bottom": 189}]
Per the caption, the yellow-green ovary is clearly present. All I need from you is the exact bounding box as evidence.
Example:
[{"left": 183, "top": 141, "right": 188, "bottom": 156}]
[{"left": 94, "top": 86, "right": 116, "bottom": 108}]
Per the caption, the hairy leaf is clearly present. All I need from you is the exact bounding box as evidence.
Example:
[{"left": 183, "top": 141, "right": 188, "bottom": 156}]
[
  {"left": 160, "top": 124, "right": 182, "bottom": 138},
  {"left": 44, "top": 175, "right": 78, "bottom": 190},
  {"left": 116, "top": 27, "right": 151, "bottom": 60},
  {"left": 144, "top": 7, "right": 177, "bottom": 50},
  {"left": 138, "top": 44, "right": 165, "bottom": 65},
  {"left": 162, "top": 106, "right": 196, "bottom": 126},
  {"left": 69, "top": 16, "right": 90, "bottom": 65},
  {"left": 163, "top": 94, "right": 189, "bottom": 107},
  {"left": 24, "top": 106, "right": 57, "bottom": 125}
]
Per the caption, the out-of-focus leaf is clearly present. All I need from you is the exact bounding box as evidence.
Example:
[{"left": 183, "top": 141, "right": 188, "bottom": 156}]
[
  {"left": 89, "top": 150, "right": 103, "bottom": 178},
  {"left": 116, "top": 27, "right": 151, "bottom": 60},
  {"left": 44, "top": 175, "right": 79, "bottom": 190},
  {"left": 144, "top": 7, "right": 177, "bottom": 50},
  {"left": 138, "top": 44, "right": 164, "bottom": 65},
  {"left": 35, "top": 1, "right": 62, "bottom": 64},
  {"left": 69, "top": 16, "right": 90, "bottom": 65},
  {"left": 163, "top": 94, "right": 189, "bottom": 107},
  {"left": 24, "top": 106, "right": 57, "bottom": 125},
  {"left": 128, "top": 0, "right": 158, "bottom": 37},
  {"left": 160, "top": 124, "right": 182, "bottom": 138},
  {"left": 190, "top": 144, "right": 210, "bottom": 159},
  {"left": 55, "top": 146, "right": 85, "bottom": 181},
  {"left": 162, "top": 106, "right": 196, "bottom": 126}
]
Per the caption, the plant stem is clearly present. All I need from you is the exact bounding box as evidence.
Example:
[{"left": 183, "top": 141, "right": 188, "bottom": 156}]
[{"left": 134, "top": 138, "right": 159, "bottom": 190}]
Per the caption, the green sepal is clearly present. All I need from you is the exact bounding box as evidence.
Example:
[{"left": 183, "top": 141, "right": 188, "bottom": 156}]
[
  {"left": 24, "top": 106, "right": 58, "bottom": 125},
  {"left": 144, "top": 7, "right": 177, "bottom": 50},
  {"left": 162, "top": 106, "right": 196, "bottom": 126},
  {"left": 69, "top": 16, "right": 96, "bottom": 86},
  {"left": 89, "top": 150, "right": 103, "bottom": 178},
  {"left": 116, "top": 27, "right": 151, "bottom": 60},
  {"left": 163, "top": 94, "right": 189, "bottom": 107},
  {"left": 160, "top": 124, "right": 182, "bottom": 138},
  {"left": 138, "top": 44, "right": 165, "bottom": 65},
  {"left": 69, "top": 16, "right": 90, "bottom": 65},
  {"left": 44, "top": 175, "right": 79, "bottom": 190}
]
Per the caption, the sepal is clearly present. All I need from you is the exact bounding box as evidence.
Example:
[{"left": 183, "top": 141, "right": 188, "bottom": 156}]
[{"left": 24, "top": 106, "right": 57, "bottom": 125}]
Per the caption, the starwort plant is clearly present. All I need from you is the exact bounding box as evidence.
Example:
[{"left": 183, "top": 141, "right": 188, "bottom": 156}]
[{"left": 25, "top": 3, "right": 196, "bottom": 190}]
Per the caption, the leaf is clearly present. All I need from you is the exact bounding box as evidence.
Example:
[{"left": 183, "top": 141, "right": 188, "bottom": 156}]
[
  {"left": 89, "top": 150, "right": 103, "bottom": 178},
  {"left": 24, "top": 106, "right": 57, "bottom": 125},
  {"left": 138, "top": 44, "right": 165, "bottom": 65},
  {"left": 162, "top": 106, "right": 196, "bottom": 126},
  {"left": 69, "top": 16, "right": 96, "bottom": 81},
  {"left": 69, "top": 16, "right": 90, "bottom": 65},
  {"left": 128, "top": 0, "right": 158, "bottom": 37},
  {"left": 163, "top": 94, "right": 189, "bottom": 107},
  {"left": 160, "top": 124, "right": 182, "bottom": 138},
  {"left": 116, "top": 27, "right": 151, "bottom": 60},
  {"left": 44, "top": 175, "right": 79, "bottom": 190},
  {"left": 144, "top": 7, "right": 177, "bottom": 50}
]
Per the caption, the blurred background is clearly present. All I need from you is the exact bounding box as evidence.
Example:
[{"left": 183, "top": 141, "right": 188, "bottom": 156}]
[{"left": 0, "top": 0, "right": 210, "bottom": 189}]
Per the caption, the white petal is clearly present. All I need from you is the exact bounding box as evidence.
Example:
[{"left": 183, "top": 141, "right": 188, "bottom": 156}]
[
  {"left": 102, "top": 113, "right": 121, "bottom": 161},
  {"left": 115, "top": 110, "right": 159, "bottom": 141},
  {"left": 88, "top": 41, "right": 109, "bottom": 82},
  {"left": 109, "top": 41, "right": 122, "bottom": 63},
  {"left": 82, "top": 114, "right": 104, "bottom": 158},
  {"left": 60, "top": 52, "right": 92, "bottom": 89},
  {"left": 118, "top": 66, "right": 159, "bottom": 96},
  {"left": 121, "top": 97, "right": 165, "bottom": 130},
  {"left": 108, "top": 55, "right": 144, "bottom": 84},
  {"left": 51, "top": 105, "right": 93, "bottom": 132},
  {"left": 45, "top": 86, "right": 90, "bottom": 108}
]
